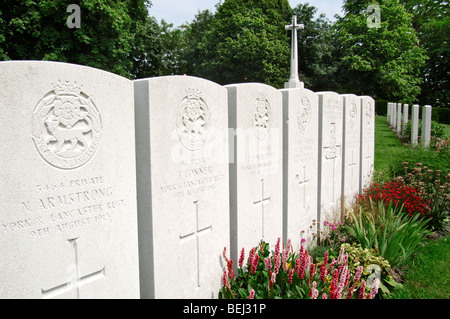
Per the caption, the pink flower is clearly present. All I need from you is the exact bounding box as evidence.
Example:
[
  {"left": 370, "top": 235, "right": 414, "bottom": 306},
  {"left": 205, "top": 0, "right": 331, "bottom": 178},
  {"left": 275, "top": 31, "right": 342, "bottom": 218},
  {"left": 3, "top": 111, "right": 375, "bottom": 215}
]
[
  {"left": 269, "top": 271, "right": 276, "bottom": 290},
  {"left": 222, "top": 270, "right": 228, "bottom": 287},
  {"left": 301, "top": 238, "right": 306, "bottom": 243},
  {"left": 337, "top": 246, "right": 345, "bottom": 264},
  {"left": 354, "top": 266, "right": 363, "bottom": 282},
  {"left": 359, "top": 280, "right": 366, "bottom": 299},
  {"left": 274, "top": 253, "right": 281, "bottom": 274},
  {"left": 274, "top": 237, "right": 281, "bottom": 257},
  {"left": 264, "top": 257, "right": 272, "bottom": 272},
  {"left": 238, "top": 248, "right": 245, "bottom": 268},
  {"left": 308, "top": 282, "right": 319, "bottom": 299},
  {"left": 288, "top": 269, "right": 294, "bottom": 284},
  {"left": 368, "top": 278, "right": 380, "bottom": 299},
  {"left": 251, "top": 253, "right": 259, "bottom": 275},
  {"left": 248, "top": 289, "right": 255, "bottom": 299},
  {"left": 329, "top": 268, "right": 339, "bottom": 299},
  {"left": 322, "top": 293, "right": 328, "bottom": 299}
]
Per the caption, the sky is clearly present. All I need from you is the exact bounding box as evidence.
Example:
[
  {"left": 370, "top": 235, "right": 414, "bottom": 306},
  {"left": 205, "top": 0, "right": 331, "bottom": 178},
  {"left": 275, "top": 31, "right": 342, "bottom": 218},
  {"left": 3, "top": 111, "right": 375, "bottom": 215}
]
[{"left": 149, "top": 0, "right": 344, "bottom": 27}]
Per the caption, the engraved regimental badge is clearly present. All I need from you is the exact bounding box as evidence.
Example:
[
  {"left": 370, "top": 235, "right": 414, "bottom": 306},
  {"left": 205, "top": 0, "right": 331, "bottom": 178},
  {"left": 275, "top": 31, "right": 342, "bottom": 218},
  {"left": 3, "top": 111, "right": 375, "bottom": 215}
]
[
  {"left": 176, "top": 89, "right": 211, "bottom": 151},
  {"left": 366, "top": 102, "right": 373, "bottom": 126},
  {"left": 350, "top": 100, "right": 358, "bottom": 129},
  {"left": 253, "top": 92, "right": 272, "bottom": 140},
  {"left": 297, "top": 97, "right": 312, "bottom": 135},
  {"left": 31, "top": 81, "right": 102, "bottom": 169}
]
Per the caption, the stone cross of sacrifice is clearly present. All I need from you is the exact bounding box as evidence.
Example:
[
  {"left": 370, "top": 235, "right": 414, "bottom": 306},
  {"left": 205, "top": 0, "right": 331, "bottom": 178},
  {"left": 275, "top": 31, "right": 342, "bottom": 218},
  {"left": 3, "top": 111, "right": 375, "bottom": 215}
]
[{"left": 285, "top": 15, "right": 304, "bottom": 89}]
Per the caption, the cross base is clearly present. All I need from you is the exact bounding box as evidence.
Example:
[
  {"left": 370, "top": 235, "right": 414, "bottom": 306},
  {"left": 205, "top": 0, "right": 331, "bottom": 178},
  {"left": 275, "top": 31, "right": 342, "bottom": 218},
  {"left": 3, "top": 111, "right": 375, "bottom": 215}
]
[{"left": 284, "top": 80, "right": 304, "bottom": 89}]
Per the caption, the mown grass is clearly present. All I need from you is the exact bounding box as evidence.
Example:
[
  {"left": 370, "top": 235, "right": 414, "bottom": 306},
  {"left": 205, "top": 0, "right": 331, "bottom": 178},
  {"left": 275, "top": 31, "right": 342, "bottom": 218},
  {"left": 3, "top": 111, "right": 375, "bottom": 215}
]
[
  {"left": 374, "top": 115, "right": 407, "bottom": 174},
  {"left": 374, "top": 116, "right": 449, "bottom": 299},
  {"left": 389, "top": 236, "right": 450, "bottom": 299},
  {"left": 374, "top": 116, "right": 450, "bottom": 181}
]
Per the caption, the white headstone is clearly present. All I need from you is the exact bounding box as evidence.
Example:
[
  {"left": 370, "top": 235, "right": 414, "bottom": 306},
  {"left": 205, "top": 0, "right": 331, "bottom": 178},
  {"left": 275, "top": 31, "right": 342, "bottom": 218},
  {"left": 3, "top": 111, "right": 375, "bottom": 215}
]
[
  {"left": 318, "top": 92, "right": 343, "bottom": 225},
  {"left": 387, "top": 103, "right": 392, "bottom": 125},
  {"left": 411, "top": 104, "right": 420, "bottom": 145},
  {"left": 226, "top": 83, "right": 283, "bottom": 261},
  {"left": 392, "top": 102, "right": 397, "bottom": 128},
  {"left": 422, "top": 105, "right": 432, "bottom": 147},
  {"left": 0, "top": 61, "right": 139, "bottom": 298},
  {"left": 341, "top": 94, "right": 361, "bottom": 209},
  {"left": 281, "top": 88, "right": 318, "bottom": 248},
  {"left": 396, "top": 103, "right": 402, "bottom": 136},
  {"left": 360, "top": 96, "right": 375, "bottom": 192},
  {"left": 134, "top": 76, "right": 230, "bottom": 299},
  {"left": 402, "top": 104, "right": 409, "bottom": 125}
]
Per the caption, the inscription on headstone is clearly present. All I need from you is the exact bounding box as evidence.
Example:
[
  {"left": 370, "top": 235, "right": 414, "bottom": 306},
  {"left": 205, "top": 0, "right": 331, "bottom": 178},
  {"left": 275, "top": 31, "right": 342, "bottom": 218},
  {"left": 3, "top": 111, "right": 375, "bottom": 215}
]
[{"left": 0, "top": 61, "right": 139, "bottom": 299}]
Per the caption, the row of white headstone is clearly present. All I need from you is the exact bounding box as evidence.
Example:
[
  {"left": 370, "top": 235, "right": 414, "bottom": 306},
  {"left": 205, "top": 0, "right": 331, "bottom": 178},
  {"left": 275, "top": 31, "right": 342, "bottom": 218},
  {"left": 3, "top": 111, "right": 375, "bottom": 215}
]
[
  {"left": 0, "top": 61, "right": 374, "bottom": 299},
  {"left": 387, "top": 102, "right": 432, "bottom": 146}
]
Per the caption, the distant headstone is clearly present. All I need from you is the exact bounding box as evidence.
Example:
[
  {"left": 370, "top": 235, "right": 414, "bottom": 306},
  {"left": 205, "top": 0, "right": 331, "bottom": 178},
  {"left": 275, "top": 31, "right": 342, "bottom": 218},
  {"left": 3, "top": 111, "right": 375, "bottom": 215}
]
[
  {"left": 421, "top": 105, "right": 432, "bottom": 147},
  {"left": 396, "top": 103, "right": 402, "bottom": 136},
  {"left": 226, "top": 83, "right": 283, "bottom": 261},
  {"left": 0, "top": 61, "right": 139, "bottom": 298},
  {"left": 360, "top": 96, "right": 375, "bottom": 192},
  {"left": 411, "top": 104, "right": 420, "bottom": 145},
  {"left": 281, "top": 88, "right": 318, "bottom": 248},
  {"left": 387, "top": 103, "right": 392, "bottom": 125},
  {"left": 134, "top": 76, "right": 230, "bottom": 299},
  {"left": 318, "top": 92, "right": 343, "bottom": 225},
  {"left": 402, "top": 104, "right": 409, "bottom": 125},
  {"left": 341, "top": 94, "right": 361, "bottom": 209}
]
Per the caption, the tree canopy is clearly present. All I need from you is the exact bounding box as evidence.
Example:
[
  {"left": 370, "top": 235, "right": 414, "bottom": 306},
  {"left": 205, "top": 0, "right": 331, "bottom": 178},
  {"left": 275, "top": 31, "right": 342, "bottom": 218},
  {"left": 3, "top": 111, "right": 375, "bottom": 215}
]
[
  {"left": 336, "top": 0, "right": 427, "bottom": 102},
  {"left": 1, "top": 0, "right": 447, "bottom": 107},
  {"left": 0, "top": 0, "right": 160, "bottom": 78}
]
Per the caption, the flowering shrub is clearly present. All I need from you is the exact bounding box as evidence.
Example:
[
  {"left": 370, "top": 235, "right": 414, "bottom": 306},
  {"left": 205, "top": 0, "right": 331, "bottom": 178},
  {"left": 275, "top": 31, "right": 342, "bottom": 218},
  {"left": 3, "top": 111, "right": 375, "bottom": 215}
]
[
  {"left": 219, "top": 238, "right": 380, "bottom": 299},
  {"left": 431, "top": 136, "right": 450, "bottom": 153},
  {"left": 341, "top": 243, "right": 402, "bottom": 298},
  {"left": 357, "top": 181, "right": 431, "bottom": 218}
]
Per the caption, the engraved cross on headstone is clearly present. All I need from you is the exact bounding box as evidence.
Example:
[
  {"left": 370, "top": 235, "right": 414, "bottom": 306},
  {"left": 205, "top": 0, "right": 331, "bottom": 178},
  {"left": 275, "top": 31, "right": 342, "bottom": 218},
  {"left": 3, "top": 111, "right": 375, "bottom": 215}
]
[
  {"left": 41, "top": 237, "right": 105, "bottom": 299},
  {"left": 348, "top": 149, "right": 358, "bottom": 189},
  {"left": 285, "top": 15, "right": 304, "bottom": 88},
  {"left": 296, "top": 166, "right": 310, "bottom": 209},
  {"left": 253, "top": 179, "right": 271, "bottom": 238},
  {"left": 179, "top": 200, "right": 212, "bottom": 288},
  {"left": 323, "top": 124, "right": 341, "bottom": 201}
]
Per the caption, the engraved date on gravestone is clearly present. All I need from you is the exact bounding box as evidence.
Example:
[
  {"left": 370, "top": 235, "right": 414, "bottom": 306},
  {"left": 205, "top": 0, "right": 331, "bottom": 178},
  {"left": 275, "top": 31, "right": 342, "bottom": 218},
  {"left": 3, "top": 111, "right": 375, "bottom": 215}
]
[{"left": 2, "top": 176, "right": 126, "bottom": 240}]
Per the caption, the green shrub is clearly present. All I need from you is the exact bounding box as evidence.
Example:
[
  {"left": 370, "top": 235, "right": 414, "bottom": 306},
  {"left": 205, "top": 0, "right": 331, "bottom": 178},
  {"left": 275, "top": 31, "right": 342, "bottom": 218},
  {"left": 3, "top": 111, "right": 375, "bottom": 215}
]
[
  {"left": 399, "top": 162, "right": 450, "bottom": 233},
  {"left": 341, "top": 243, "right": 402, "bottom": 298},
  {"left": 345, "top": 202, "right": 433, "bottom": 269},
  {"left": 219, "top": 239, "right": 380, "bottom": 299}
]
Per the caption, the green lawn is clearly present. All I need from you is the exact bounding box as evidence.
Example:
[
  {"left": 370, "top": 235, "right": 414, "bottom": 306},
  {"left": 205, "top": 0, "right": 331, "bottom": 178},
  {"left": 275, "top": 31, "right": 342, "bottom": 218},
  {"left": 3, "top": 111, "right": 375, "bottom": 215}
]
[
  {"left": 374, "top": 115, "right": 450, "bottom": 180},
  {"left": 389, "top": 236, "right": 450, "bottom": 299},
  {"left": 374, "top": 115, "right": 406, "bottom": 174},
  {"left": 373, "top": 116, "right": 449, "bottom": 299}
]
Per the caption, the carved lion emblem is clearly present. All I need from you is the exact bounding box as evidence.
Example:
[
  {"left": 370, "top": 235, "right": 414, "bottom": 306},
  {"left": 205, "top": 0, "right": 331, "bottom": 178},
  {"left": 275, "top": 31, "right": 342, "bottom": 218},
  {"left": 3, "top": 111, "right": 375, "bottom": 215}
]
[{"left": 31, "top": 81, "right": 102, "bottom": 169}]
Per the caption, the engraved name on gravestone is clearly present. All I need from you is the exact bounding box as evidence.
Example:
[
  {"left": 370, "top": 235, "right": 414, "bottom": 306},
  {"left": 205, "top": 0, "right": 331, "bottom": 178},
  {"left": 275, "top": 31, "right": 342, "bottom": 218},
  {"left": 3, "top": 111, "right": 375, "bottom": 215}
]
[
  {"left": 360, "top": 96, "right": 375, "bottom": 192},
  {"left": 226, "top": 83, "right": 282, "bottom": 262},
  {"left": 318, "top": 92, "right": 343, "bottom": 226},
  {"left": 281, "top": 88, "right": 318, "bottom": 249},
  {"left": 0, "top": 61, "right": 139, "bottom": 298},
  {"left": 341, "top": 94, "right": 361, "bottom": 209},
  {"left": 134, "top": 76, "right": 229, "bottom": 299}
]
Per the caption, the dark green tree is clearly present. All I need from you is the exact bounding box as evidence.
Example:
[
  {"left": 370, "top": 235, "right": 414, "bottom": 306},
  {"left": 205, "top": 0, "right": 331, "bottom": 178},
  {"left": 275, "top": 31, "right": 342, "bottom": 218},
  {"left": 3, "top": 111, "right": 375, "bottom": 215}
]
[
  {"left": 336, "top": 0, "right": 427, "bottom": 101},
  {"left": 0, "top": 0, "right": 160, "bottom": 79},
  {"left": 292, "top": 3, "right": 339, "bottom": 91},
  {"left": 195, "top": 0, "right": 292, "bottom": 88},
  {"left": 400, "top": 0, "right": 450, "bottom": 107},
  {"left": 181, "top": 9, "right": 215, "bottom": 77}
]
